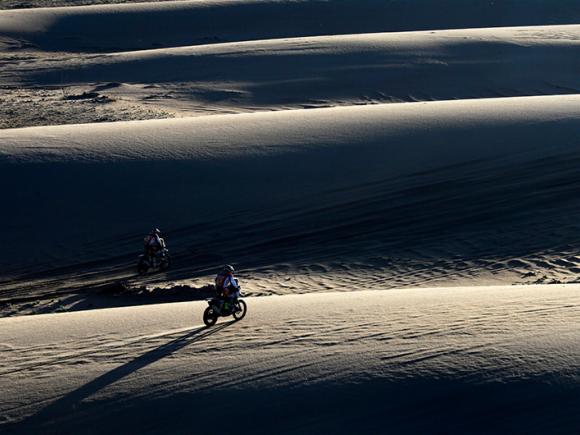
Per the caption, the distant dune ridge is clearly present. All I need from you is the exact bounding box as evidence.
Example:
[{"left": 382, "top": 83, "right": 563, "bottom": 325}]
[
  {"left": 1, "top": 1, "right": 580, "bottom": 128},
  {"left": 3, "top": 26, "right": 579, "bottom": 118},
  {"left": 1, "top": 1, "right": 579, "bottom": 127},
  {"left": 2, "top": 0, "right": 580, "bottom": 52}
]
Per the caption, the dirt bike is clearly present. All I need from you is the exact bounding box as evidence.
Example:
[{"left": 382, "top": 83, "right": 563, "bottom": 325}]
[
  {"left": 137, "top": 248, "right": 171, "bottom": 275},
  {"left": 203, "top": 295, "right": 247, "bottom": 327}
]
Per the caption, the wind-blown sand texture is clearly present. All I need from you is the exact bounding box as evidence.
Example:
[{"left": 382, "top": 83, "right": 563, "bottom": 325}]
[
  {"left": 2, "top": 286, "right": 580, "bottom": 433},
  {"left": 1, "top": 1, "right": 580, "bottom": 433}
]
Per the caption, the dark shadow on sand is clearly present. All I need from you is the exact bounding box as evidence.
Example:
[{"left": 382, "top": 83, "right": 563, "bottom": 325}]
[{"left": 10, "top": 321, "right": 233, "bottom": 433}]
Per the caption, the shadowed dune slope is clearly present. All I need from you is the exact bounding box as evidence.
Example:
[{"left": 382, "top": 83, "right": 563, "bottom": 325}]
[
  {"left": 1, "top": 95, "right": 580, "bottom": 298},
  {"left": 1, "top": 0, "right": 580, "bottom": 52}
]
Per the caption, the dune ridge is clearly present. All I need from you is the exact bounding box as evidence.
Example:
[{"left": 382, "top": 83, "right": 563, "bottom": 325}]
[
  {"left": 1, "top": 286, "right": 579, "bottom": 433},
  {"left": 2, "top": 0, "right": 580, "bottom": 128},
  {"left": 2, "top": 0, "right": 580, "bottom": 52},
  {"left": 2, "top": 95, "right": 580, "bottom": 306},
  {"left": 2, "top": 25, "right": 578, "bottom": 119}
]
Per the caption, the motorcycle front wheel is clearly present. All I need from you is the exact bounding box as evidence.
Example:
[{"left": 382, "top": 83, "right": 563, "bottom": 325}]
[
  {"left": 203, "top": 307, "right": 218, "bottom": 327},
  {"left": 233, "top": 300, "right": 247, "bottom": 321},
  {"left": 159, "top": 255, "right": 171, "bottom": 271}
]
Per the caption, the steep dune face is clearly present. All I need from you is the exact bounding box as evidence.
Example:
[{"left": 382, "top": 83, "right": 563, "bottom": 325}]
[
  {"left": 2, "top": 0, "right": 580, "bottom": 52},
  {"left": 2, "top": 95, "right": 580, "bottom": 298}
]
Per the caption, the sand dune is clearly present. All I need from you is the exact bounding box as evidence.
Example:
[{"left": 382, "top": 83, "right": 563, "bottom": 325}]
[
  {"left": 2, "top": 0, "right": 579, "bottom": 52},
  {"left": 2, "top": 1, "right": 579, "bottom": 128},
  {"left": 2, "top": 0, "right": 580, "bottom": 431},
  {"left": 2, "top": 285, "right": 580, "bottom": 433},
  {"left": 2, "top": 95, "right": 580, "bottom": 304},
  {"left": 4, "top": 26, "right": 578, "bottom": 117}
]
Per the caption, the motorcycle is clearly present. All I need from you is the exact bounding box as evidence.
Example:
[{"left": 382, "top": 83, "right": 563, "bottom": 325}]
[
  {"left": 203, "top": 295, "right": 247, "bottom": 327},
  {"left": 137, "top": 248, "right": 171, "bottom": 275}
]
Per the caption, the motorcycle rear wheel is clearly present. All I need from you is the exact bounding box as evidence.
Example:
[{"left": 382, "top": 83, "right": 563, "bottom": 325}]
[
  {"left": 203, "top": 307, "right": 218, "bottom": 327},
  {"left": 137, "top": 259, "right": 149, "bottom": 275},
  {"left": 233, "top": 300, "right": 247, "bottom": 321}
]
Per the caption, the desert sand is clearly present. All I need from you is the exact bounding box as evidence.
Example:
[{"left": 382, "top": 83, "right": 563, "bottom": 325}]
[
  {"left": 1, "top": 1, "right": 580, "bottom": 127},
  {"left": 2, "top": 94, "right": 580, "bottom": 307},
  {"left": 1, "top": 0, "right": 579, "bottom": 433},
  {"left": 2, "top": 285, "right": 580, "bottom": 433}
]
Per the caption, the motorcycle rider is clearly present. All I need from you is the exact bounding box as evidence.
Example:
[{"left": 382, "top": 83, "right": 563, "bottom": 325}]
[
  {"left": 143, "top": 228, "right": 165, "bottom": 264},
  {"left": 214, "top": 264, "right": 240, "bottom": 313}
]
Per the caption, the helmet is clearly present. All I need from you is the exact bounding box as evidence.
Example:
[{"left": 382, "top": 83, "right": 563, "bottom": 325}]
[
  {"left": 150, "top": 228, "right": 161, "bottom": 235},
  {"left": 223, "top": 264, "right": 235, "bottom": 273}
]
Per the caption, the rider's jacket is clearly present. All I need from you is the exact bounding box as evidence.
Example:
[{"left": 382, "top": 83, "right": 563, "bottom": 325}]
[
  {"left": 215, "top": 272, "right": 240, "bottom": 293},
  {"left": 144, "top": 234, "right": 164, "bottom": 250},
  {"left": 223, "top": 274, "right": 239, "bottom": 291}
]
